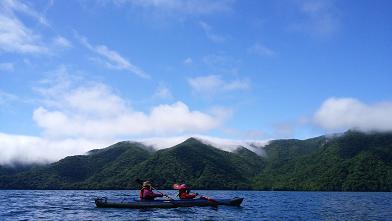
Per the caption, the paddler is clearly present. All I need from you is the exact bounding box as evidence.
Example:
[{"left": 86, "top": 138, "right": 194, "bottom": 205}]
[
  {"left": 140, "top": 181, "right": 163, "bottom": 200},
  {"left": 176, "top": 184, "right": 198, "bottom": 199}
]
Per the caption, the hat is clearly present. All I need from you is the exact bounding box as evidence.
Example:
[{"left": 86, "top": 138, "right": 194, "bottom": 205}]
[
  {"left": 173, "top": 183, "right": 189, "bottom": 190},
  {"left": 143, "top": 181, "right": 151, "bottom": 187}
]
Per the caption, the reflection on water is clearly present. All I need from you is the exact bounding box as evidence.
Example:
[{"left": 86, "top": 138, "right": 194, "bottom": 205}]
[{"left": 0, "top": 190, "right": 391, "bottom": 220}]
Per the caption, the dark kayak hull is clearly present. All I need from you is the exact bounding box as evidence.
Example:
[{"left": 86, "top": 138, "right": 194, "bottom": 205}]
[{"left": 95, "top": 197, "right": 243, "bottom": 209}]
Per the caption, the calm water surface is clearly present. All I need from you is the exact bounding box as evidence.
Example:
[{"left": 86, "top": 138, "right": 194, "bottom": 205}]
[{"left": 0, "top": 190, "right": 391, "bottom": 220}]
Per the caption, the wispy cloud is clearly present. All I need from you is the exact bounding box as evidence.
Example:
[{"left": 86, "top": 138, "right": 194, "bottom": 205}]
[
  {"left": 0, "top": 90, "right": 17, "bottom": 106},
  {"left": 202, "top": 53, "right": 240, "bottom": 71},
  {"left": 183, "top": 57, "right": 193, "bottom": 65},
  {"left": 2, "top": 0, "right": 48, "bottom": 25},
  {"left": 248, "top": 43, "right": 276, "bottom": 57},
  {"left": 188, "top": 75, "right": 249, "bottom": 95},
  {"left": 141, "top": 135, "right": 268, "bottom": 155},
  {"left": 53, "top": 36, "right": 72, "bottom": 48},
  {"left": 195, "top": 54, "right": 250, "bottom": 97},
  {"left": 199, "top": 21, "right": 226, "bottom": 43},
  {"left": 77, "top": 34, "right": 149, "bottom": 79},
  {"left": 0, "top": 62, "right": 14, "bottom": 71},
  {"left": 0, "top": 0, "right": 49, "bottom": 54},
  {"left": 314, "top": 97, "right": 392, "bottom": 132},
  {"left": 290, "top": 0, "right": 340, "bottom": 37},
  {"left": 153, "top": 84, "right": 173, "bottom": 100},
  {"left": 116, "top": 0, "right": 235, "bottom": 15}
]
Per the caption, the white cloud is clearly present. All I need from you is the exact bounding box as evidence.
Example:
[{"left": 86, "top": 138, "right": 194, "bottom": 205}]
[
  {"left": 0, "top": 14, "right": 48, "bottom": 54},
  {"left": 314, "top": 97, "right": 392, "bottom": 132},
  {"left": 33, "top": 68, "right": 222, "bottom": 139},
  {"left": 0, "top": 132, "right": 112, "bottom": 165},
  {"left": 117, "top": 0, "right": 234, "bottom": 15},
  {"left": 199, "top": 21, "right": 226, "bottom": 43},
  {"left": 0, "top": 68, "right": 228, "bottom": 165},
  {"left": 248, "top": 43, "right": 276, "bottom": 57},
  {"left": 1, "top": 0, "right": 48, "bottom": 26},
  {"left": 77, "top": 35, "right": 149, "bottom": 79},
  {"left": 188, "top": 75, "right": 249, "bottom": 95},
  {"left": 0, "top": 0, "right": 48, "bottom": 54},
  {"left": 0, "top": 62, "right": 14, "bottom": 71}
]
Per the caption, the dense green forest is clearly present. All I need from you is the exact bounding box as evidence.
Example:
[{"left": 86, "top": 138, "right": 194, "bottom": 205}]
[{"left": 0, "top": 131, "right": 391, "bottom": 191}]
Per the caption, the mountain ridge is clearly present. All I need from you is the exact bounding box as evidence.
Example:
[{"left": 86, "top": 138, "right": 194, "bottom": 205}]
[{"left": 0, "top": 131, "right": 391, "bottom": 191}]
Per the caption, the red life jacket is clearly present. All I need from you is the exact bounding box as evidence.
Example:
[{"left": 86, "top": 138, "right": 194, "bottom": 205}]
[
  {"left": 140, "top": 187, "right": 152, "bottom": 200},
  {"left": 179, "top": 190, "right": 197, "bottom": 199},
  {"left": 140, "top": 187, "right": 162, "bottom": 200}
]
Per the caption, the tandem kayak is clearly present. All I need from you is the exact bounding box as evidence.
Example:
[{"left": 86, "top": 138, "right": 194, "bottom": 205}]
[{"left": 95, "top": 197, "right": 243, "bottom": 209}]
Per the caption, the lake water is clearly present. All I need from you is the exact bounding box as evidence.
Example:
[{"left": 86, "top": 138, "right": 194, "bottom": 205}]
[{"left": 0, "top": 190, "right": 391, "bottom": 220}]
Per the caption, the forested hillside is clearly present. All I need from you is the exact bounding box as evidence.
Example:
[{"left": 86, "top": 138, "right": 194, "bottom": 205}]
[{"left": 0, "top": 131, "right": 391, "bottom": 191}]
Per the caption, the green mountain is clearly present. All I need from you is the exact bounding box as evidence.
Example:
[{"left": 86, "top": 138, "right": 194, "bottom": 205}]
[
  {"left": 124, "top": 137, "right": 264, "bottom": 189},
  {"left": 0, "top": 141, "right": 152, "bottom": 189},
  {"left": 254, "top": 131, "right": 392, "bottom": 191},
  {"left": 0, "top": 131, "right": 391, "bottom": 191}
]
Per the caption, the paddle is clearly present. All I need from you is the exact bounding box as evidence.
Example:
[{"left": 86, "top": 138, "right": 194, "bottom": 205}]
[{"left": 135, "top": 179, "right": 173, "bottom": 200}]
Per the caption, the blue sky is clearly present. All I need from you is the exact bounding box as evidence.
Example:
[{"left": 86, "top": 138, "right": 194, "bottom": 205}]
[{"left": 0, "top": 0, "right": 392, "bottom": 164}]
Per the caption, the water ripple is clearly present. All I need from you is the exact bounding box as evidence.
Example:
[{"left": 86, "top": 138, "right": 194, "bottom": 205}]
[{"left": 0, "top": 190, "right": 391, "bottom": 220}]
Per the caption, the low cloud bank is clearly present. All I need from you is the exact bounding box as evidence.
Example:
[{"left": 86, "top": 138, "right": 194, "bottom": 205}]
[
  {"left": 141, "top": 135, "right": 269, "bottom": 156},
  {"left": 0, "top": 133, "right": 112, "bottom": 165},
  {"left": 314, "top": 97, "right": 392, "bottom": 132},
  {"left": 0, "top": 133, "right": 269, "bottom": 165}
]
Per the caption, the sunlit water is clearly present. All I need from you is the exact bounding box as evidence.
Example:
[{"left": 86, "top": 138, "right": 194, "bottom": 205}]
[{"left": 0, "top": 190, "right": 391, "bottom": 220}]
